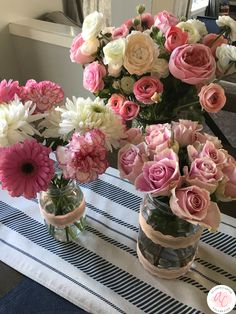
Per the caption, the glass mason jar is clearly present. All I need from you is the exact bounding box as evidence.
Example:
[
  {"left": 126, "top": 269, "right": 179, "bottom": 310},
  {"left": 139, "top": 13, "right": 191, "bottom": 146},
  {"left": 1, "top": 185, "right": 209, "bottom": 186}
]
[
  {"left": 137, "top": 194, "right": 203, "bottom": 279},
  {"left": 39, "top": 180, "right": 86, "bottom": 242}
]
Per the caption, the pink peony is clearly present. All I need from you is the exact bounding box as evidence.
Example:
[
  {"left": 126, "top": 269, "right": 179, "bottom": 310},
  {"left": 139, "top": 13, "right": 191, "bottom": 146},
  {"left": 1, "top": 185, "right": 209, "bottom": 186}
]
[
  {"left": 198, "top": 83, "right": 226, "bottom": 113},
  {"left": 216, "top": 164, "right": 236, "bottom": 201},
  {"left": 107, "top": 94, "right": 126, "bottom": 113},
  {"left": 135, "top": 148, "right": 180, "bottom": 196},
  {"left": 0, "top": 79, "right": 21, "bottom": 103},
  {"left": 203, "top": 33, "right": 227, "bottom": 57},
  {"left": 70, "top": 33, "right": 96, "bottom": 64},
  {"left": 172, "top": 120, "right": 203, "bottom": 147},
  {"left": 169, "top": 44, "right": 216, "bottom": 85},
  {"left": 56, "top": 129, "right": 108, "bottom": 183},
  {"left": 21, "top": 80, "right": 64, "bottom": 113},
  {"left": 170, "top": 186, "right": 221, "bottom": 230},
  {"left": 164, "top": 26, "right": 188, "bottom": 52},
  {"left": 184, "top": 157, "right": 223, "bottom": 194},
  {"left": 118, "top": 142, "right": 147, "bottom": 184},
  {"left": 83, "top": 61, "right": 106, "bottom": 93},
  {"left": 120, "top": 127, "right": 143, "bottom": 146},
  {"left": 133, "top": 76, "right": 163, "bottom": 104},
  {"left": 154, "top": 11, "right": 178, "bottom": 33},
  {"left": 145, "top": 123, "right": 172, "bottom": 152},
  {"left": 112, "top": 25, "right": 129, "bottom": 39},
  {"left": 0, "top": 139, "right": 54, "bottom": 199},
  {"left": 119, "top": 101, "right": 140, "bottom": 121}
]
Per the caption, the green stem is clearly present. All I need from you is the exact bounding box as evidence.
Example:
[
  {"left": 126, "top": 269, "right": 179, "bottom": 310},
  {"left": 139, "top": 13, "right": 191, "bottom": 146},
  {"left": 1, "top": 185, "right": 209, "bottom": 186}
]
[
  {"left": 209, "top": 30, "right": 225, "bottom": 47},
  {"left": 173, "top": 100, "right": 200, "bottom": 114}
]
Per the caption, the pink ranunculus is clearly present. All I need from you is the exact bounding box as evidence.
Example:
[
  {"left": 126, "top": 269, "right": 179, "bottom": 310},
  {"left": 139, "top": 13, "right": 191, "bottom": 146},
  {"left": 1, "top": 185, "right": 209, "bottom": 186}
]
[
  {"left": 164, "top": 26, "right": 188, "bottom": 52},
  {"left": 112, "top": 25, "right": 129, "bottom": 39},
  {"left": 145, "top": 123, "right": 172, "bottom": 152},
  {"left": 133, "top": 76, "right": 163, "bottom": 105},
  {"left": 135, "top": 148, "right": 180, "bottom": 196},
  {"left": 120, "top": 127, "right": 143, "bottom": 146},
  {"left": 119, "top": 101, "right": 140, "bottom": 120},
  {"left": 216, "top": 164, "right": 236, "bottom": 201},
  {"left": 198, "top": 83, "right": 226, "bottom": 113},
  {"left": 139, "top": 13, "right": 155, "bottom": 28},
  {"left": 83, "top": 61, "right": 106, "bottom": 93},
  {"left": 154, "top": 11, "right": 178, "bottom": 34},
  {"left": 172, "top": 119, "right": 203, "bottom": 147},
  {"left": 118, "top": 142, "right": 148, "bottom": 184},
  {"left": 184, "top": 157, "right": 223, "bottom": 194},
  {"left": 0, "top": 79, "right": 21, "bottom": 103},
  {"left": 169, "top": 44, "right": 216, "bottom": 85},
  {"left": 203, "top": 33, "right": 228, "bottom": 57},
  {"left": 56, "top": 129, "right": 108, "bottom": 183},
  {"left": 21, "top": 80, "right": 64, "bottom": 113},
  {"left": 70, "top": 33, "right": 95, "bottom": 64},
  {"left": 107, "top": 94, "right": 126, "bottom": 113},
  {"left": 170, "top": 186, "right": 221, "bottom": 230}
]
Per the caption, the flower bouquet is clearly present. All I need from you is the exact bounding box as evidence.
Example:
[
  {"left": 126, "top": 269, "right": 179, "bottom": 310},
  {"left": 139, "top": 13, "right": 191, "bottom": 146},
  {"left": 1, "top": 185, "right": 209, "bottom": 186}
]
[
  {"left": 70, "top": 5, "right": 236, "bottom": 127},
  {"left": 118, "top": 120, "right": 236, "bottom": 278},
  {"left": 0, "top": 79, "right": 124, "bottom": 242}
]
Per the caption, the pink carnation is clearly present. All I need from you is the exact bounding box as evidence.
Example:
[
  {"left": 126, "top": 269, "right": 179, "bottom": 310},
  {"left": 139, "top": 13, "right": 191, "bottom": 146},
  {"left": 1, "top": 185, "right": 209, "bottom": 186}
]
[
  {"left": 0, "top": 79, "right": 21, "bottom": 103},
  {"left": 56, "top": 129, "right": 108, "bottom": 183},
  {"left": 21, "top": 80, "right": 64, "bottom": 113},
  {"left": 0, "top": 140, "right": 54, "bottom": 199},
  {"left": 133, "top": 76, "right": 163, "bottom": 104},
  {"left": 83, "top": 61, "right": 106, "bottom": 93}
]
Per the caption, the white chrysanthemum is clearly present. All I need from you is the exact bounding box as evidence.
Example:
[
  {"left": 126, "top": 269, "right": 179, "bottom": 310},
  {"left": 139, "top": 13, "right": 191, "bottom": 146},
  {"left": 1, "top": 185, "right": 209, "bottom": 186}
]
[
  {"left": 39, "top": 107, "right": 62, "bottom": 138},
  {"left": 176, "top": 21, "right": 201, "bottom": 43},
  {"left": 57, "top": 97, "right": 125, "bottom": 150},
  {"left": 0, "top": 97, "right": 44, "bottom": 147},
  {"left": 216, "top": 16, "right": 236, "bottom": 41},
  {"left": 187, "top": 19, "right": 208, "bottom": 37},
  {"left": 216, "top": 44, "right": 236, "bottom": 74}
]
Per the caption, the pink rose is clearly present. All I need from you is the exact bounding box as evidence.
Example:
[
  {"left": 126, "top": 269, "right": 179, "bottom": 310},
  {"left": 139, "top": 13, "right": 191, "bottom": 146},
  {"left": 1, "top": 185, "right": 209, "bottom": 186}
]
[
  {"left": 118, "top": 142, "right": 147, "bottom": 183},
  {"left": 83, "top": 61, "right": 106, "bottom": 93},
  {"left": 154, "top": 11, "right": 178, "bottom": 33},
  {"left": 107, "top": 94, "right": 126, "bottom": 113},
  {"left": 70, "top": 33, "right": 95, "bottom": 64},
  {"left": 169, "top": 44, "right": 216, "bottom": 85},
  {"left": 203, "top": 33, "right": 227, "bottom": 57},
  {"left": 198, "top": 83, "right": 226, "bottom": 113},
  {"left": 112, "top": 25, "right": 129, "bottom": 39},
  {"left": 0, "top": 79, "right": 21, "bottom": 103},
  {"left": 172, "top": 120, "right": 203, "bottom": 147},
  {"left": 164, "top": 26, "right": 188, "bottom": 52},
  {"left": 216, "top": 164, "right": 236, "bottom": 201},
  {"left": 133, "top": 76, "right": 163, "bottom": 104},
  {"left": 170, "top": 186, "right": 221, "bottom": 230},
  {"left": 184, "top": 157, "right": 223, "bottom": 193},
  {"left": 145, "top": 123, "right": 172, "bottom": 152},
  {"left": 195, "top": 132, "right": 222, "bottom": 149},
  {"left": 120, "top": 128, "right": 143, "bottom": 146},
  {"left": 135, "top": 148, "right": 180, "bottom": 196},
  {"left": 119, "top": 101, "right": 140, "bottom": 120}
]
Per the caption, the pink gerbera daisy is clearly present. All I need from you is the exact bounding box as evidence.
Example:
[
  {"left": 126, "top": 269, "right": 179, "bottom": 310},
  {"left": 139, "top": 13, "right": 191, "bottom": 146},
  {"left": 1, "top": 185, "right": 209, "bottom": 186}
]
[
  {"left": 0, "top": 79, "right": 21, "bottom": 103},
  {"left": 20, "top": 79, "right": 64, "bottom": 113},
  {"left": 0, "top": 140, "right": 54, "bottom": 199}
]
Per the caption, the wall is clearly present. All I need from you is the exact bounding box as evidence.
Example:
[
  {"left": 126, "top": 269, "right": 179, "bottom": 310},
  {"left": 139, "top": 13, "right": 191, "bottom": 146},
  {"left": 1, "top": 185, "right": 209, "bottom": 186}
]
[{"left": 0, "top": 0, "right": 63, "bottom": 81}]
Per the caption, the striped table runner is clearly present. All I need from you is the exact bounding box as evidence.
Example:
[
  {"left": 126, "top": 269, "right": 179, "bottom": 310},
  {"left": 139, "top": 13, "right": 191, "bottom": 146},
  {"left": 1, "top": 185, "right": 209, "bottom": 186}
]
[{"left": 0, "top": 167, "right": 236, "bottom": 314}]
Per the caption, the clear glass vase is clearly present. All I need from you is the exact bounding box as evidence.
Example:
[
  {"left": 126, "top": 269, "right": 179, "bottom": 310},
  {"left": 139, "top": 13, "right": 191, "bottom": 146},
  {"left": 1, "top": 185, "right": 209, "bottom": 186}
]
[
  {"left": 39, "top": 180, "right": 86, "bottom": 242},
  {"left": 137, "top": 194, "right": 203, "bottom": 279}
]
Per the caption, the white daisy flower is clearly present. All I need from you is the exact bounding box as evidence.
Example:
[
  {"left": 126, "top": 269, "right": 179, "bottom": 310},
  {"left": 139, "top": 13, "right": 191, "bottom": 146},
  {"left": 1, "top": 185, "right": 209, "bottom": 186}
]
[
  {"left": 0, "top": 97, "right": 44, "bottom": 147},
  {"left": 57, "top": 97, "right": 125, "bottom": 150}
]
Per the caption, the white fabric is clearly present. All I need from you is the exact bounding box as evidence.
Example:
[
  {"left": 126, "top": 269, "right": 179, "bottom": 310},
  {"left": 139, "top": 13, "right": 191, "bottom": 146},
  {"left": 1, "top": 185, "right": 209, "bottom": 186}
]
[{"left": 0, "top": 167, "right": 236, "bottom": 314}]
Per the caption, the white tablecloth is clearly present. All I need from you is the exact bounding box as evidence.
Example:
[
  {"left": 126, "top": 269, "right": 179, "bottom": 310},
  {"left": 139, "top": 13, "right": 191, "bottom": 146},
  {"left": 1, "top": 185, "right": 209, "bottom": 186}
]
[{"left": 0, "top": 167, "right": 236, "bottom": 314}]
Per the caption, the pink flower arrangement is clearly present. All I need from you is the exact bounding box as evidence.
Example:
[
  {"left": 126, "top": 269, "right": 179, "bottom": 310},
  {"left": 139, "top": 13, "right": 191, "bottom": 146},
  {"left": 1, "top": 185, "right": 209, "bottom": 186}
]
[
  {"left": 70, "top": 6, "right": 235, "bottom": 124},
  {"left": 118, "top": 120, "right": 236, "bottom": 231}
]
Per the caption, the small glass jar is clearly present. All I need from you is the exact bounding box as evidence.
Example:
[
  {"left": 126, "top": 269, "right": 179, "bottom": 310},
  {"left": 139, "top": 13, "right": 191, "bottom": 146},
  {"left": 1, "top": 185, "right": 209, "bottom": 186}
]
[
  {"left": 39, "top": 180, "right": 86, "bottom": 242},
  {"left": 137, "top": 194, "right": 202, "bottom": 279}
]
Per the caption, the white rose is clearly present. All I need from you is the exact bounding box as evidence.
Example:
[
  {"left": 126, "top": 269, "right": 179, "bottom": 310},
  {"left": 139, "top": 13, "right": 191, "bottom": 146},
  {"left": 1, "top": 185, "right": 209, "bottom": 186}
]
[
  {"left": 81, "top": 37, "right": 100, "bottom": 55},
  {"left": 216, "top": 44, "right": 236, "bottom": 74},
  {"left": 151, "top": 58, "right": 169, "bottom": 78},
  {"left": 187, "top": 19, "right": 208, "bottom": 38},
  {"left": 82, "top": 11, "right": 104, "bottom": 40},
  {"left": 216, "top": 16, "right": 236, "bottom": 41},
  {"left": 103, "top": 38, "right": 125, "bottom": 65},
  {"left": 176, "top": 21, "right": 201, "bottom": 44}
]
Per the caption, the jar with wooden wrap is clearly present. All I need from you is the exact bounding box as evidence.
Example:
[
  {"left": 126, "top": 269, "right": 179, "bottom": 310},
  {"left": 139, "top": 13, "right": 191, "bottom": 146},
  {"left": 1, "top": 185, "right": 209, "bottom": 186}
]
[{"left": 137, "top": 194, "right": 203, "bottom": 279}]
